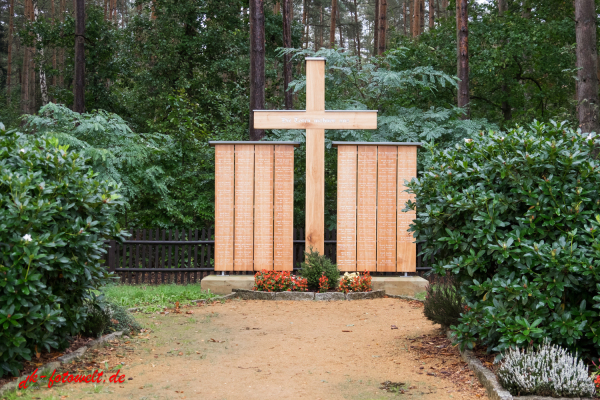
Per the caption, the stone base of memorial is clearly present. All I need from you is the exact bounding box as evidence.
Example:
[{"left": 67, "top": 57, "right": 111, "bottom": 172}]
[
  {"left": 231, "top": 289, "right": 385, "bottom": 301},
  {"left": 201, "top": 274, "right": 428, "bottom": 297}
]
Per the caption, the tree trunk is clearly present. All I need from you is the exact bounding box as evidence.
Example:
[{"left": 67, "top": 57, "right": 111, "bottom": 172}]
[
  {"left": 59, "top": 0, "right": 65, "bottom": 88},
  {"left": 353, "top": 0, "right": 361, "bottom": 62},
  {"left": 456, "top": 0, "right": 469, "bottom": 118},
  {"left": 429, "top": 0, "right": 434, "bottom": 28},
  {"left": 403, "top": 1, "right": 407, "bottom": 35},
  {"left": 249, "top": 0, "right": 265, "bottom": 140},
  {"left": 575, "top": 0, "right": 599, "bottom": 137},
  {"left": 34, "top": 0, "right": 49, "bottom": 106},
  {"left": 419, "top": 0, "right": 424, "bottom": 34},
  {"left": 498, "top": 0, "right": 507, "bottom": 15},
  {"left": 51, "top": 0, "right": 57, "bottom": 90},
  {"left": 274, "top": 2, "right": 280, "bottom": 14},
  {"left": 317, "top": 5, "right": 322, "bottom": 49},
  {"left": 441, "top": 0, "right": 448, "bottom": 18},
  {"left": 73, "top": 0, "right": 85, "bottom": 113},
  {"left": 7, "top": 0, "right": 14, "bottom": 103},
  {"left": 22, "top": 0, "right": 31, "bottom": 113},
  {"left": 378, "top": 0, "right": 386, "bottom": 55},
  {"left": 283, "top": 0, "right": 293, "bottom": 109},
  {"left": 338, "top": 5, "right": 343, "bottom": 48},
  {"left": 302, "top": 0, "right": 308, "bottom": 48},
  {"left": 329, "top": 0, "right": 337, "bottom": 47},
  {"left": 412, "top": 0, "right": 419, "bottom": 37},
  {"left": 373, "top": 0, "right": 379, "bottom": 55}
]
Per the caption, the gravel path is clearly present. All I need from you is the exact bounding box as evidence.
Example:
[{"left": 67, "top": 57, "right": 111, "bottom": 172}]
[{"left": 30, "top": 298, "right": 487, "bottom": 400}]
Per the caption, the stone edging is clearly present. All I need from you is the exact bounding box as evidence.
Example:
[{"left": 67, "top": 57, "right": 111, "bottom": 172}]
[
  {"left": 445, "top": 331, "right": 596, "bottom": 400},
  {"left": 230, "top": 289, "right": 386, "bottom": 301},
  {"left": 0, "top": 331, "right": 124, "bottom": 396}
]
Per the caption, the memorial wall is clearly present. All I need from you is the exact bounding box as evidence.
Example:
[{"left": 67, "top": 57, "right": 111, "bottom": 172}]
[
  {"left": 334, "top": 143, "right": 420, "bottom": 272},
  {"left": 211, "top": 142, "right": 299, "bottom": 271}
]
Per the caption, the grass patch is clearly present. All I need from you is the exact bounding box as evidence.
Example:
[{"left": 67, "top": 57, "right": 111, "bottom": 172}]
[
  {"left": 102, "top": 283, "right": 216, "bottom": 312},
  {"left": 415, "top": 291, "right": 426, "bottom": 301}
]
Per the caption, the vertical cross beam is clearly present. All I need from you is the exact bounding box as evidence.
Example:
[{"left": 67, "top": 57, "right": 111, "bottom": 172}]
[{"left": 305, "top": 58, "right": 326, "bottom": 254}]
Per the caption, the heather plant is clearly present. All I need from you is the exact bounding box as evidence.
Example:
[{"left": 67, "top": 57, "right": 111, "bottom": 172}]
[
  {"left": 0, "top": 128, "right": 125, "bottom": 377},
  {"left": 497, "top": 340, "right": 596, "bottom": 397},
  {"left": 423, "top": 275, "right": 464, "bottom": 328},
  {"left": 408, "top": 121, "right": 600, "bottom": 358},
  {"left": 299, "top": 248, "right": 339, "bottom": 291}
]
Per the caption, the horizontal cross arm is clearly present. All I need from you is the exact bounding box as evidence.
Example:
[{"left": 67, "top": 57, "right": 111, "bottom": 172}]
[{"left": 253, "top": 110, "right": 378, "bottom": 130}]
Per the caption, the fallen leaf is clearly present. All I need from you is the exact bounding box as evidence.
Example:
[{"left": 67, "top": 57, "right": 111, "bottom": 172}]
[
  {"left": 209, "top": 338, "right": 224, "bottom": 343},
  {"left": 342, "top": 330, "right": 352, "bottom": 333},
  {"left": 391, "top": 325, "right": 398, "bottom": 330},
  {"left": 186, "top": 311, "right": 193, "bottom": 314},
  {"left": 178, "top": 352, "right": 183, "bottom": 356}
]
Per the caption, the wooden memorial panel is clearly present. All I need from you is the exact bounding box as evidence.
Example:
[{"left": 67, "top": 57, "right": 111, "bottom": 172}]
[
  {"left": 397, "top": 146, "right": 417, "bottom": 272},
  {"left": 357, "top": 146, "right": 377, "bottom": 272},
  {"left": 234, "top": 145, "right": 254, "bottom": 271},
  {"left": 214, "top": 145, "right": 234, "bottom": 271},
  {"left": 337, "top": 146, "right": 357, "bottom": 271},
  {"left": 274, "top": 145, "right": 294, "bottom": 271},
  {"left": 376, "top": 146, "right": 397, "bottom": 272},
  {"left": 254, "top": 145, "right": 274, "bottom": 270}
]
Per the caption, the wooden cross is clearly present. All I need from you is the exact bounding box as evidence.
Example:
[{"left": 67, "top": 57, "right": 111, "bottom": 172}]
[{"left": 254, "top": 57, "right": 378, "bottom": 254}]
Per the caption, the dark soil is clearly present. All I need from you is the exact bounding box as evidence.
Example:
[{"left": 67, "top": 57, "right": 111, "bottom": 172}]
[{"left": 0, "top": 335, "right": 98, "bottom": 388}]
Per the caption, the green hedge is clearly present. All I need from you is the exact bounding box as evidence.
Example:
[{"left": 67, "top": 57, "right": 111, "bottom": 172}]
[
  {"left": 0, "top": 128, "right": 124, "bottom": 377},
  {"left": 408, "top": 121, "right": 600, "bottom": 359}
]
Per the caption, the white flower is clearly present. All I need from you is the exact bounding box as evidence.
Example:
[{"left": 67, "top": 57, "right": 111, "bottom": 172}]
[
  {"left": 500, "top": 137, "right": 505, "bottom": 141},
  {"left": 587, "top": 133, "right": 593, "bottom": 140},
  {"left": 19, "top": 148, "right": 26, "bottom": 154},
  {"left": 464, "top": 138, "right": 473, "bottom": 143},
  {"left": 22, "top": 234, "right": 32, "bottom": 242}
]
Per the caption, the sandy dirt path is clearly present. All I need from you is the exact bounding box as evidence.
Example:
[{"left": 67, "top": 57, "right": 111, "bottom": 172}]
[{"left": 39, "top": 298, "right": 487, "bottom": 400}]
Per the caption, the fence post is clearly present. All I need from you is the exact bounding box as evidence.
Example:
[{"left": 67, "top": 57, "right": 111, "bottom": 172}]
[{"left": 108, "top": 240, "right": 116, "bottom": 272}]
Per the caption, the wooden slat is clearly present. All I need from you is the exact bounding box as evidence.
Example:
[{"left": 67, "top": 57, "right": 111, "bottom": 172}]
[
  {"left": 254, "top": 145, "right": 274, "bottom": 271},
  {"left": 215, "top": 145, "right": 235, "bottom": 271},
  {"left": 274, "top": 145, "right": 294, "bottom": 271},
  {"left": 234, "top": 145, "right": 254, "bottom": 271},
  {"left": 357, "top": 145, "right": 377, "bottom": 272},
  {"left": 160, "top": 229, "right": 165, "bottom": 284},
  {"left": 377, "top": 146, "right": 397, "bottom": 272},
  {"left": 337, "top": 145, "right": 357, "bottom": 271},
  {"left": 253, "top": 110, "right": 378, "bottom": 130},
  {"left": 194, "top": 229, "right": 199, "bottom": 282},
  {"left": 397, "top": 146, "right": 418, "bottom": 272}
]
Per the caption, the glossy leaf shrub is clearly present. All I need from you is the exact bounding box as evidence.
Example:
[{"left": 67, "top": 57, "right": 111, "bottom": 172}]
[
  {"left": 423, "top": 275, "right": 464, "bottom": 328},
  {"left": 299, "top": 248, "right": 340, "bottom": 291},
  {"left": 0, "top": 129, "right": 124, "bottom": 377},
  {"left": 408, "top": 121, "right": 600, "bottom": 358}
]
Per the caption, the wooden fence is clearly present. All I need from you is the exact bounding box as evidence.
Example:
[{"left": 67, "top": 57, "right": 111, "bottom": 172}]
[{"left": 105, "top": 228, "right": 433, "bottom": 284}]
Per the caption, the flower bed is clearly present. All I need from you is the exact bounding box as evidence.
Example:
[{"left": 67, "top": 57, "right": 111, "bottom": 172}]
[{"left": 253, "top": 270, "right": 372, "bottom": 294}]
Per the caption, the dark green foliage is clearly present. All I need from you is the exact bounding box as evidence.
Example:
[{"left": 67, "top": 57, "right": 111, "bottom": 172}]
[
  {"left": 81, "top": 295, "right": 142, "bottom": 337},
  {"left": 408, "top": 121, "right": 600, "bottom": 359},
  {"left": 423, "top": 276, "right": 465, "bottom": 328},
  {"left": 390, "top": 1, "right": 579, "bottom": 129},
  {"left": 0, "top": 128, "right": 124, "bottom": 377},
  {"left": 299, "top": 248, "right": 340, "bottom": 291}
]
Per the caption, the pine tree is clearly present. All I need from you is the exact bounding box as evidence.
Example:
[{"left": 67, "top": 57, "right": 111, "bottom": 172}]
[
  {"left": 575, "top": 0, "right": 599, "bottom": 138},
  {"left": 249, "top": 0, "right": 265, "bottom": 140}
]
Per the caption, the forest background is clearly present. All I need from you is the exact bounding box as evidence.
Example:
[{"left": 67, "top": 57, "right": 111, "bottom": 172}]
[{"left": 0, "top": 0, "right": 598, "bottom": 231}]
